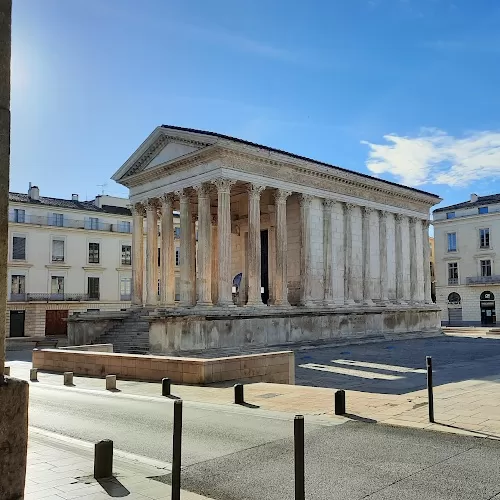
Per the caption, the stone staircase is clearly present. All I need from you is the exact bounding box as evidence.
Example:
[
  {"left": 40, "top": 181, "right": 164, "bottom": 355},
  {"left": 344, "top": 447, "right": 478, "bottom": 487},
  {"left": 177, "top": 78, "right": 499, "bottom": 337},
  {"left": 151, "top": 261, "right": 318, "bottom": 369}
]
[{"left": 97, "top": 310, "right": 150, "bottom": 354}]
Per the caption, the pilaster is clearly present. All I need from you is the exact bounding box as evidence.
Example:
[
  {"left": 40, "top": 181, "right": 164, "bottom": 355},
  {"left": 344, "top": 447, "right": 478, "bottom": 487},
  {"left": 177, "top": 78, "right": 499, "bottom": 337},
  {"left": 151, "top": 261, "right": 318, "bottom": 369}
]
[
  {"left": 299, "top": 194, "right": 314, "bottom": 306},
  {"left": 409, "top": 216, "right": 419, "bottom": 303},
  {"left": 422, "top": 219, "right": 432, "bottom": 303},
  {"left": 323, "top": 199, "right": 335, "bottom": 306},
  {"left": 344, "top": 203, "right": 356, "bottom": 306},
  {"left": 379, "top": 210, "right": 391, "bottom": 304},
  {"left": 160, "top": 194, "right": 175, "bottom": 306},
  {"left": 362, "top": 206, "right": 375, "bottom": 305},
  {"left": 395, "top": 213, "right": 407, "bottom": 304}
]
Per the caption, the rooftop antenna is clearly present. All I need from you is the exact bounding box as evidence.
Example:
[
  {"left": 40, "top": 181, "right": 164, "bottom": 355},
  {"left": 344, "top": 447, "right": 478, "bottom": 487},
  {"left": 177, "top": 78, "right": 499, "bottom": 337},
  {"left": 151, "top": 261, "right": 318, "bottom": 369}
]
[{"left": 97, "top": 183, "right": 107, "bottom": 195}]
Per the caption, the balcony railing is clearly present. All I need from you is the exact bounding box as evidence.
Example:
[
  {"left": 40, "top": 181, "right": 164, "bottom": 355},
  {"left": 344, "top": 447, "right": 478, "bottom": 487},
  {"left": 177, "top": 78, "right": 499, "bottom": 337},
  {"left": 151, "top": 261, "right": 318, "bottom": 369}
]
[
  {"left": 466, "top": 275, "right": 500, "bottom": 285},
  {"left": 448, "top": 278, "right": 459, "bottom": 285},
  {"left": 120, "top": 294, "right": 132, "bottom": 301},
  {"left": 9, "top": 293, "right": 96, "bottom": 302},
  {"left": 9, "top": 214, "right": 131, "bottom": 233}
]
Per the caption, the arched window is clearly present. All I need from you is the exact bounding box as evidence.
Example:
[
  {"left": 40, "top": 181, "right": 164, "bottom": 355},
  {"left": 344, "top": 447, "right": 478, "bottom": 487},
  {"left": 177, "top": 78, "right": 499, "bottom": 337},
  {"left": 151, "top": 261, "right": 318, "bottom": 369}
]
[
  {"left": 480, "top": 291, "right": 495, "bottom": 301},
  {"left": 448, "top": 292, "right": 461, "bottom": 305}
]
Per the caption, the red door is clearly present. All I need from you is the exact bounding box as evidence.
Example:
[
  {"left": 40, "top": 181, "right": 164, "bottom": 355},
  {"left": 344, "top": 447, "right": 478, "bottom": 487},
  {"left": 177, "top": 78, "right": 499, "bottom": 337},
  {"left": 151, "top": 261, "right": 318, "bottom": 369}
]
[{"left": 45, "top": 310, "right": 68, "bottom": 336}]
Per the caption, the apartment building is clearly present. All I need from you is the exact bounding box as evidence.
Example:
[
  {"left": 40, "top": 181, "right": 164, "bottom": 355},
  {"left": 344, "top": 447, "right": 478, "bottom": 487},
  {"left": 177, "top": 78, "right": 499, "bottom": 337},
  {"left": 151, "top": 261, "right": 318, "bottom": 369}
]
[
  {"left": 7, "top": 184, "right": 182, "bottom": 338},
  {"left": 433, "top": 193, "right": 500, "bottom": 326}
]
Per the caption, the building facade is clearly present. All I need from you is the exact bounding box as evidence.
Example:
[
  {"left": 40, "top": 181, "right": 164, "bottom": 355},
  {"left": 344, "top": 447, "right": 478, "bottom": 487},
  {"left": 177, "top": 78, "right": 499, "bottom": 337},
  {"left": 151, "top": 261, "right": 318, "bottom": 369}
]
[{"left": 434, "top": 193, "right": 500, "bottom": 326}]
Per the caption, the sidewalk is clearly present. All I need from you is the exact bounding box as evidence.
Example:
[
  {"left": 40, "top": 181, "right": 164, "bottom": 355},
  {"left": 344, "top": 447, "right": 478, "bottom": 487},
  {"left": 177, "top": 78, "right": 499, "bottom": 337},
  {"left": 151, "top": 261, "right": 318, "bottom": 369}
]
[{"left": 26, "top": 428, "right": 211, "bottom": 500}]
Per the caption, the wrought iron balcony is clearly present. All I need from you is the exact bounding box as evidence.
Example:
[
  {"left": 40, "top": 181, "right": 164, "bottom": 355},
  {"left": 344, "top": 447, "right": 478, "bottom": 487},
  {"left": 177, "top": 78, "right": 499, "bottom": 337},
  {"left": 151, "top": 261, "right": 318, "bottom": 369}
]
[
  {"left": 466, "top": 275, "right": 500, "bottom": 285},
  {"left": 120, "top": 294, "right": 132, "bottom": 301},
  {"left": 8, "top": 213, "right": 131, "bottom": 233},
  {"left": 9, "top": 293, "right": 95, "bottom": 302}
]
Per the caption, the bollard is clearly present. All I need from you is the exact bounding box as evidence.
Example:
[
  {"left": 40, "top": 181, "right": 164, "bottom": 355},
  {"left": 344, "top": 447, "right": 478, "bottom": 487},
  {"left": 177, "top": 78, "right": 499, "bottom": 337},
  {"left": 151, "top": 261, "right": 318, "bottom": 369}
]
[
  {"left": 4, "top": 366, "right": 10, "bottom": 376},
  {"left": 162, "top": 377, "right": 171, "bottom": 397},
  {"left": 94, "top": 439, "right": 113, "bottom": 479},
  {"left": 294, "top": 415, "right": 305, "bottom": 500},
  {"left": 171, "top": 400, "right": 183, "bottom": 500},
  {"left": 63, "top": 372, "right": 73, "bottom": 386},
  {"left": 106, "top": 375, "right": 116, "bottom": 391},
  {"left": 426, "top": 356, "right": 434, "bottom": 423},
  {"left": 30, "top": 368, "right": 38, "bottom": 381},
  {"left": 234, "top": 383, "right": 244, "bottom": 405},
  {"left": 334, "top": 390, "right": 346, "bottom": 415}
]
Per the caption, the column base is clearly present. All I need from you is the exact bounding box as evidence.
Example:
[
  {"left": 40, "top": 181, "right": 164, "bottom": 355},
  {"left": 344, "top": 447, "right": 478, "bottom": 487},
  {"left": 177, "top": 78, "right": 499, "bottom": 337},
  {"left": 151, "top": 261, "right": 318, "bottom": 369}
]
[
  {"left": 270, "top": 302, "right": 291, "bottom": 308},
  {"left": 379, "top": 299, "right": 392, "bottom": 306},
  {"left": 344, "top": 299, "right": 357, "bottom": 306},
  {"left": 195, "top": 302, "right": 213, "bottom": 308},
  {"left": 396, "top": 300, "right": 408, "bottom": 305},
  {"left": 216, "top": 300, "right": 236, "bottom": 308},
  {"left": 363, "top": 299, "right": 375, "bottom": 306},
  {"left": 245, "top": 301, "right": 267, "bottom": 308}
]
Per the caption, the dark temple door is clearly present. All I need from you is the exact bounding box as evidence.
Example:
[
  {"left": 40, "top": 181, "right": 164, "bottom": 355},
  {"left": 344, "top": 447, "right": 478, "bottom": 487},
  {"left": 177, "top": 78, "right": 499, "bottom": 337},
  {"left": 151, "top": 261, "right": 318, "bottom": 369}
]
[{"left": 261, "top": 230, "right": 269, "bottom": 304}]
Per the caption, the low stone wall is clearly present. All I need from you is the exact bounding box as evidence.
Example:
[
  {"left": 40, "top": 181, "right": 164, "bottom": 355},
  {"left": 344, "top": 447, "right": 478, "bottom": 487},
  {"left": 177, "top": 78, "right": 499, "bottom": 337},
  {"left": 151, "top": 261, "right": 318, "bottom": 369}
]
[
  {"left": 59, "top": 344, "right": 113, "bottom": 353},
  {"left": 32, "top": 349, "right": 294, "bottom": 385},
  {"left": 67, "top": 311, "right": 129, "bottom": 345}
]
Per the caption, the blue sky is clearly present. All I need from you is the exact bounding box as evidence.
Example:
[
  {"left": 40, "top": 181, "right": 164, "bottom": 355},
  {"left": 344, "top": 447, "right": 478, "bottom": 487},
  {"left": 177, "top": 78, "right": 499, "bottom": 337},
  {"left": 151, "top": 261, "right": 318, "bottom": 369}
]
[{"left": 10, "top": 0, "right": 500, "bottom": 212}]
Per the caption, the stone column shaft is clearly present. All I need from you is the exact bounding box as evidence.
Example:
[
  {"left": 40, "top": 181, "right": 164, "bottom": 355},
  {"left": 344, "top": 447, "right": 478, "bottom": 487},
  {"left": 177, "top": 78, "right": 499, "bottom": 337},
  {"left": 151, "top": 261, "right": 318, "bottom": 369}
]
[
  {"left": 195, "top": 185, "right": 212, "bottom": 306},
  {"left": 299, "top": 194, "right": 314, "bottom": 306},
  {"left": 362, "top": 207, "right": 374, "bottom": 305},
  {"left": 178, "top": 190, "right": 195, "bottom": 306},
  {"left": 409, "top": 217, "right": 419, "bottom": 303},
  {"left": 379, "top": 211, "right": 390, "bottom": 304},
  {"left": 268, "top": 223, "right": 276, "bottom": 306},
  {"left": 145, "top": 199, "right": 159, "bottom": 306},
  {"left": 213, "top": 179, "right": 235, "bottom": 307},
  {"left": 274, "top": 190, "right": 291, "bottom": 306},
  {"left": 323, "top": 199, "right": 335, "bottom": 306},
  {"left": 211, "top": 215, "right": 218, "bottom": 305},
  {"left": 160, "top": 194, "right": 175, "bottom": 306},
  {"left": 422, "top": 220, "right": 432, "bottom": 303},
  {"left": 131, "top": 203, "right": 145, "bottom": 306},
  {"left": 395, "top": 213, "right": 406, "bottom": 304},
  {"left": 344, "top": 203, "right": 356, "bottom": 305}
]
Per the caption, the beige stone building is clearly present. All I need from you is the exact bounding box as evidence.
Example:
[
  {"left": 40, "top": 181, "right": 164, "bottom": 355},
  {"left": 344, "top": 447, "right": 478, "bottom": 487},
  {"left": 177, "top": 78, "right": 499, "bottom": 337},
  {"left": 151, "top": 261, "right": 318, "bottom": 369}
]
[{"left": 434, "top": 193, "right": 500, "bottom": 326}]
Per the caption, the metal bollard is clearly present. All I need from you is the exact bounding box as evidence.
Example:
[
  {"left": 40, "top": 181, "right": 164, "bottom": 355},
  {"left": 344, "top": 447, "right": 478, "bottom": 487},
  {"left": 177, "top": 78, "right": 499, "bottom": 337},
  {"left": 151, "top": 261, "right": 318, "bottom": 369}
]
[
  {"left": 426, "top": 356, "right": 434, "bottom": 423},
  {"left": 234, "top": 383, "right": 244, "bottom": 405},
  {"left": 334, "top": 390, "right": 346, "bottom": 415},
  {"left": 30, "top": 368, "right": 38, "bottom": 381},
  {"left": 63, "top": 372, "right": 73, "bottom": 386},
  {"left": 171, "top": 400, "right": 183, "bottom": 500},
  {"left": 106, "top": 375, "right": 116, "bottom": 391},
  {"left": 162, "top": 377, "right": 171, "bottom": 397},
  {"left": 94, "top": 439, "right": 113, "bottom": 479},
  {"left": 4, "top": 366, "right": 10, "bottom": 376},
  {"left": 294, "top": 415, "right": 305, "bottom": 500}
]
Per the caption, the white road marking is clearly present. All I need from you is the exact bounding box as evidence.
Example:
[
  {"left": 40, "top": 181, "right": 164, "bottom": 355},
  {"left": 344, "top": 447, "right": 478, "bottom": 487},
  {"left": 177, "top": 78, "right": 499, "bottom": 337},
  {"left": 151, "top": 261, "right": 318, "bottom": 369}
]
[
  {"left": 298, "top": 363, "right": 403, "bottom": 380},
  {"left": 332, "top": 359, "right": 427, "bottom": 374}
]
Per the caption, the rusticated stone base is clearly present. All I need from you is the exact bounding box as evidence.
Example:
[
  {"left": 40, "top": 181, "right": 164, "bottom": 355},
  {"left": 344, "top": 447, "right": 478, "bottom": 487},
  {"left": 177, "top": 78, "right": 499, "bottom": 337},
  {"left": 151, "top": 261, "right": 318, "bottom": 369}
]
[{"left": 148, "top": 304, "right": 442, "bottom": 354}]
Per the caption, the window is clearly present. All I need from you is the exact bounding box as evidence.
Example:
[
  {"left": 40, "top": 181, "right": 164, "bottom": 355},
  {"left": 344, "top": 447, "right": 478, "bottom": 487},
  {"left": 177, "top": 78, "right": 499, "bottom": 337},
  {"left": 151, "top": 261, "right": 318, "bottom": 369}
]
[
  {"left": 120, "top": 277, "right": 131, "bottom": 300},
  {"left": 88, "top": 242, "right": 100, "bottom": 264},
  {"left": 480, "top": 259, "right": 492, "bottom": 277},
  {"left": 158, "top": 248, "right": 161, "bottom": 267},
  {"left": 12, "top": 236, "right": 26, "bottom": 260},
  {"left": 446, "top": 212, "right": 456, "bottom": 219},
  {"left": 118, "top": 221, "right": 131, "bottom": 233},
  {"left": 11, "top": 275, "right": 25, "bottom": 295},
  {"left": 479, "top": 228, "right": 490, "bottom": 249},
  {"left": 448, "top": 262, "right": 459, "bottom": 285},
  {"left": 49, "top": 213, "right": 64, "bottom": 227},
  {"left": 51, "top": 276, "right": 64, "bottom": 296},
  {"left": 448, "top": 292, "right": 461, "bottom": 305},
  {"left": 175, "top": 277, "right": 180, "bottom": 301},
  {"left": 13, "top": 209, "right": 25, "bottom": 223},
  {"left": 174, "top": 227, "right": 181, "bottom": 239},
  {"left": 121, "top": 245, "right": 131, "bottom": 265},
  {"left": 88, "top": 277, "right": 100, "bottom": 300},
  {"left": 175, "top": 248, "right": 180, "bottom": 266},
  {"left": 479, "top": 206, "right": 489, "bottom": 214},
  {"left": 87, "top": 217, "right": 99, "bottom": 230},
  {"left": 447, "top": 232, "right": 457, "bottom": 252},
  {"left": 52, "top": 239, "right": 65, "bottom": 262}
]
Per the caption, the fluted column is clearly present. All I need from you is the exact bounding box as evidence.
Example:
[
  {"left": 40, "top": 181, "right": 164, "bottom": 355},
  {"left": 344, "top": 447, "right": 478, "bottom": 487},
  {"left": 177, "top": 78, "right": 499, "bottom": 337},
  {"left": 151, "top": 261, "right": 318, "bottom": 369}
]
[
  {"left": 177, "top": 189, "right": 195, "bottom": 307},
  {"left": 395, "top": 213, "right": 406, "bottom": 304},
  {"left": 299, "top": 194, "right": 314, "bottom": 307},
  {"left": 409, "top": 217, "right": 419, "bottom": 303},
  {"left": 344, "top": 203, "right": 356, "bottom": 306},
  {"left": 194, "top": 184, "right": 212, "bottom": 306},
  {"left": 268, "top": 220, "right": 276, "bottom": 306},
  {"left": 131, "top": 203, "right": 145, "bottom": 306},
  {"left": 323, "top": 199, "right": 335, "bottom": 306},
  {"left": 145, "top": 199, "right": 159, "bottom": 307},
  {"left": 213, "top": 178, "right": 236, "bottom": 307},
  {"left": 422, "top": 219, "right": 432, "bottom": 303},
  {"left": 379, "top": 210, "right": 390, "bottom": 304},
  {"left": 211, "top": 215, "right": 218, "bottom": 305},
  {"left": 247, "top": 184, "right": 266, "bottom": 306},
  {"left": 274, "top": 189, "right": 291, "bottom": 307},
  {"left": 160, "top": 194, "right": 175, "bottom": 306},
  {"left": 362, "top": 206, "right": 375, "bottom": 305}
]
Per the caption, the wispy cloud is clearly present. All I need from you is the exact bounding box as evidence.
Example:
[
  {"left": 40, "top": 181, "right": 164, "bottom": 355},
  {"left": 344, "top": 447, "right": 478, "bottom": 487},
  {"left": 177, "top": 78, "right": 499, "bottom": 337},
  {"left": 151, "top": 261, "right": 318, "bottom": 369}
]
[{"left": 362, "top": 129, "right": 500, "bottom": 187}]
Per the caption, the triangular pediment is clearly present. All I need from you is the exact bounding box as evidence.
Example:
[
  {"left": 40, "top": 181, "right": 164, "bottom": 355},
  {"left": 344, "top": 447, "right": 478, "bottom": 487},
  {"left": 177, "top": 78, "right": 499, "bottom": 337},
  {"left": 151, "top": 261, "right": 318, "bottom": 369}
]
[{"left": 143, "top": 141, "right": 200, "bottom": 171}]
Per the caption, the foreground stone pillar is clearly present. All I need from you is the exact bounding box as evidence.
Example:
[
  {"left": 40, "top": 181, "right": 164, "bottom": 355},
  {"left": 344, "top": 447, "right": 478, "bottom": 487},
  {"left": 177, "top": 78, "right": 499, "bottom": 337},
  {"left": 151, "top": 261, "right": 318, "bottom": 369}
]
[
  {"left": 178, "top": 189, "right": 195, "bottom": 307},
  {"left": 323, "top": 199, "right": 335, "bottom": 306},
  {"left": 213, "top": 178, "right": 235, "bottom": 307},
  {"left": 344, "top": 203, "right": 356, "bottom": 306},
  {"left": 274, "top": 189, "right": 291, "bottom": 307},
  {"left": 131, "top": 203, "right": 145, "bottom": 306},
  {"left": 379, "top": 211, "right": 390, "bottom": 304},
  {"left": 299, "top": 194, "right": 314, "bottom": 306},
  {"left": 160, "top": 194, "right": 175, "bottom": 306},
  {"left": 0, "top": 3, "right": 29, "bottom": 498},
  {"left": 145, "top": 199, "right": 159, "bottom": 307},
  {"left": 395, "top": 213, "right": 406, "bottom": 304},
  {"left": 211, "top": 215, "right": 218, "bottom": 304},
  {"left": 409, "top": 217, "right": 419, "bottom": 303},
  {"left": 422, "top": 219, "right": 432, "bottom": 303},
  {"left": 195, "top": 184, "right": 212, "bottom": 306},
  {"left": 362, "top": 206, "right": 375, "bottom": 305},
  {"left": 247, "top": 184, "right": 266, "bottom": 306}
]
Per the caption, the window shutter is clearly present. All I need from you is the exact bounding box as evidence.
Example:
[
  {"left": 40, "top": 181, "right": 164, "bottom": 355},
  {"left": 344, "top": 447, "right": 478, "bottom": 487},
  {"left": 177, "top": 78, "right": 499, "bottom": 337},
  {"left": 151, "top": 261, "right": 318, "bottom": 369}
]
[{"left": 84, "top": 217, "right": 91, "bottom": 230}]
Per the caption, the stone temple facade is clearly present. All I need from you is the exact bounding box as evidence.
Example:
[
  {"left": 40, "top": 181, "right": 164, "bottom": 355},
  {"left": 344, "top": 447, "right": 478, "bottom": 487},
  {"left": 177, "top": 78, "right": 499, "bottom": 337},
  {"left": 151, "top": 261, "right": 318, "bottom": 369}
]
[{"left": 110, "top": 125, "right": 442, "bottom": 354}]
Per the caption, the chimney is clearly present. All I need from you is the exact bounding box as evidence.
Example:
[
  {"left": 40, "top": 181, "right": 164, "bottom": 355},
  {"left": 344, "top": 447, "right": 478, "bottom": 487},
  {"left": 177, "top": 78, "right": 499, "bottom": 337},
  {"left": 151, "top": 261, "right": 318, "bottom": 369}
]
[
  {"left": 72, "top": 194, "right": 79, "bottom": 201},
  {"left": 94, "top": 195, "right": 102, "bottom": 208},
  {"left": 28, "top": 185, "right": 40, "bottom": 201},
  {"left": 471, "top": 193, "right": 478, "bottom": 203}
]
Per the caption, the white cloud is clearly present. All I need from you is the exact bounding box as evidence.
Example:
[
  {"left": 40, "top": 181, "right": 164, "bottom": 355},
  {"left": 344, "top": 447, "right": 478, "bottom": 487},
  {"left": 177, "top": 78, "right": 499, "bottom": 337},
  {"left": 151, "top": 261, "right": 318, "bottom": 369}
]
[{"left": 362, "top": 129, "right": 500, "bottom": 187}]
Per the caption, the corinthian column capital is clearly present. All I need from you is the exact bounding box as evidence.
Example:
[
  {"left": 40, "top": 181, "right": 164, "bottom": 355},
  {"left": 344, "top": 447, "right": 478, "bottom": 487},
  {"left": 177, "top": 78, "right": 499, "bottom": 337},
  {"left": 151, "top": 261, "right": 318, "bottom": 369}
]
[
  {"left": 131, "top": 202, "right": 146, "bottom": 217},
  {"left": 274, "top": 189, "right": 292, "bottom": 205},
  {"left": 193, "top": 183, "right": 211, "bottom": 198},
  {"left": 247, "top": 183, "right": 266, "bottom": 199},
  {"left": 212, "top": 178, "right": 236, "bottom": 194},
  {"left": 323, "top": 199, "right": 335, "bottom": 210},
  {"left": 362, "top": 206, "right": 375, "bottom": 217},
  {"left": 145, "top": 198, "right": 160, "bottom": 212},
  {"left": 299, "top": 194, "right": 314, "bottom": 208}
]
